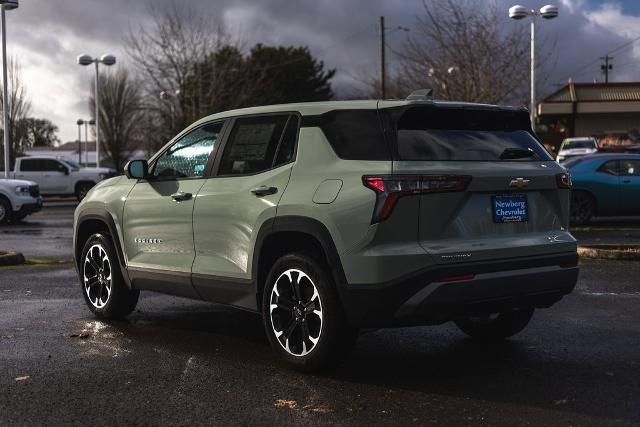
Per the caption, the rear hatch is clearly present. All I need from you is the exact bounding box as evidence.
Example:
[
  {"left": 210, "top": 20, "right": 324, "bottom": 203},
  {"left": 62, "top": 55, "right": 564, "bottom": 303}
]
[{"left": 380, "top": 103, "right": 576, "bottom": 264}]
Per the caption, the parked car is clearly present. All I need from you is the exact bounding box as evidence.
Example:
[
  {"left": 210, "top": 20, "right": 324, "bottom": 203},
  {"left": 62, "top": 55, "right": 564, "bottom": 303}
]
[
  {"left": 0, "top": 178, "right": 42, "bottom": 224},
  {"left": 7, "top": 156, "right": 116, "bottom": 201},
  {"left": 565, "top": 153, "right": 640, "bottom": 225},
  {"left": 73, "top": 99, "right": 579, "bottom": 371},
  {"left": 556, "top": 137, "right": 598, "bottom": 163}
]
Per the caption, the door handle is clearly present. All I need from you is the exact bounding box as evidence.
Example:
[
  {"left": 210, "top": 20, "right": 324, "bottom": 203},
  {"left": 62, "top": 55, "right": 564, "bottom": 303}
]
[
  {"left": 171, "top": 191, "right": 192, "bottom": 202},
  {"left": 251, "top": 185, "right": 278, "bottom": 196},
  {"left": 623, "top": 179, "right": 631, "bottom": 183}
]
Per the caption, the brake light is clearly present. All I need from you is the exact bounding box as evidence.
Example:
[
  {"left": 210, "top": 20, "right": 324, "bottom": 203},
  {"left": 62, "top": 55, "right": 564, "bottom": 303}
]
[
  {"left": 439, "top": 273, "right": 475, "bottom": 282},
  {"left": 363, "top": 175, "right": 472, "bottom": 223},
  {"left": 556, "top": 172, "right": 572, "bottom": 189}
]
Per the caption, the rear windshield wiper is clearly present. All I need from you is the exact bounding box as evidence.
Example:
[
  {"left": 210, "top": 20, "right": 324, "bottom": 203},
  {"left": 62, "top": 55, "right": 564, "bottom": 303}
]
[{"left": 499, "top": 148, "right": 537, "bottom": 160}]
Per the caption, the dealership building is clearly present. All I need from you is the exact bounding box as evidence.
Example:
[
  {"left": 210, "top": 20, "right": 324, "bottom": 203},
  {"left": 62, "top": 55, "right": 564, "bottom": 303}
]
[{"left": 537, "top": 81, "right": 640, "bottom": 150}]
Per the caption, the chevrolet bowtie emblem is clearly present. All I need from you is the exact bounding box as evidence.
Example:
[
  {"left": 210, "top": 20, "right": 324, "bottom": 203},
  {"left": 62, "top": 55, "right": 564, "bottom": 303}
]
[{"left": 509, "top": 178, "right": 530, "bottom": 188}]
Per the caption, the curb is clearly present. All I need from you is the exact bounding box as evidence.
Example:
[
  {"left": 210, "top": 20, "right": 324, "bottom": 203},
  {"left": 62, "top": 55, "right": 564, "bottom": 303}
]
[
  {"left": 0, "top": 251, "right": 26, "bottom": 266},
  {"left": 578, "top": 245, "right": 640, "bottom": 261}
]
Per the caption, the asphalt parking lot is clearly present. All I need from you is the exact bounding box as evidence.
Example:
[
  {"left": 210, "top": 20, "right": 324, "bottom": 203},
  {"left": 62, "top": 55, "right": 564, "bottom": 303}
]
[{"left": 1, "top": 202, "right": 640, "bottom": 425}]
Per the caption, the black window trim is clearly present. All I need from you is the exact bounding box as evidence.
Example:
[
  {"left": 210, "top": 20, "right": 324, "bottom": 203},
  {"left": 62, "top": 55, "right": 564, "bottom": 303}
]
[
  {"left": 211, "top": 111, "right": 301, "bottom": 178},
  {"left": 146, "top": 118, "right": 230, "bottom": 182}
]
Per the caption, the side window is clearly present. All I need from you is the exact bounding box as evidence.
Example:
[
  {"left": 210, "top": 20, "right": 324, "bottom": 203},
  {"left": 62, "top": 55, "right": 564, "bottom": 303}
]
[
  {"left": 20, "top": 159, "right": 41, "bottom": 172},
  {"left": 274, "top": 116, "right": 300, "bottom": 167},
  {"left": 43, "top": 159, "right": 67, "bottom": 173},
  {"left": 597, "top": 160, "right": 620, "bottom": 176},
  {"left": 218, "top": 115, "right": 288, "bottom": 175},
  {"left": 153, "top": 122, "right": 223, "bottom": 179},
  {"left": 620, "top": 159, "right": 640, "bottom": 176}
]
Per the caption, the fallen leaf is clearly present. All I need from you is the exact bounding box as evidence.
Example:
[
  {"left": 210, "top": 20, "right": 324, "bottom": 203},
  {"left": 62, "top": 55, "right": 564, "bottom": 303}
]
[
  {"left": 69, "top": 331, "right": 91, "bottom": 339},
  {"left": 275, "top": 399, "right": 297, "bottom": 409},
  {"left": 15, "top": 376, "right": 30, "bottom": 382},
  {"left": 554, "top": 398, "right": 569, "bottom": 405},
  {"left": 0, "top": 334, "right": 15, "bottom": 340}
]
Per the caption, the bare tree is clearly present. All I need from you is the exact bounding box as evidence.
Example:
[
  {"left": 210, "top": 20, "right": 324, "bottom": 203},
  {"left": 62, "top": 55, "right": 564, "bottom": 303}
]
[
  {"left": 0, "top": 58, "right": 32, "bottom": 165},
  {"left": 362, "top": 0, "right": 554, "bottom": 105},
  {"left": 89, "top": 68, "right": 145, "bottom": 170},
  {"left": 125, "top": 4, "right": 240, "bottom": 148}
]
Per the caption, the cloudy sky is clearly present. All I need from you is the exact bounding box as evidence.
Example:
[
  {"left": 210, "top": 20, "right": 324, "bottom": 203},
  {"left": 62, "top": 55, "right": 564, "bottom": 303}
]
[{"left": 5, "top": 0, "right": 640, "bottom": 143}]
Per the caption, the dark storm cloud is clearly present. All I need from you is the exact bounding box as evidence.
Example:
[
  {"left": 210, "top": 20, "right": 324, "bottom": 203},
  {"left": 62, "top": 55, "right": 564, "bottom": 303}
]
[{"left": 4, "top": 0, "right": 639, "bottom": 142}]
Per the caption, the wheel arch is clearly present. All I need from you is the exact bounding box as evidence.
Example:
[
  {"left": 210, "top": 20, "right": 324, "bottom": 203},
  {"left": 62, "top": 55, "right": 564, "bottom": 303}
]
[
  {"left": 253, "top": 216, "right": 347, "bottom": 310},
  {"left": 75, "top": 208, "right": 131, "bottom": 287}
]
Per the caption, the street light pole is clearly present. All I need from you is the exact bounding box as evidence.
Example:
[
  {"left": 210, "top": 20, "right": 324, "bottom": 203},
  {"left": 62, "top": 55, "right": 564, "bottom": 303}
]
[
  {"left": 530, "top": 15, "right": 535, "bottom": 129},
  {"left": 76, "top": 119, "right": 83, "bottom": 164},
  {"left": 94, "top": 60, "right": 100, "bottom": 168},
  {"left": 379, "top": 16, "right": 385, "bottom": 99},
  {"left": 1, "top": 0, "right": 17, "bottom": 178},
  {"left": 77, "top": 53, "right": 115, "bottom": 169},
  {"left": 509, "top": 4, "right": 558, "bottom": 130}
]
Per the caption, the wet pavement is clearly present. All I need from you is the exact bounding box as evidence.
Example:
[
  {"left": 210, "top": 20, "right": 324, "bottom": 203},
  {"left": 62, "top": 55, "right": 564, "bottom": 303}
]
[{"left": 1, "top": 203, "right": 639, "bottom": 425}]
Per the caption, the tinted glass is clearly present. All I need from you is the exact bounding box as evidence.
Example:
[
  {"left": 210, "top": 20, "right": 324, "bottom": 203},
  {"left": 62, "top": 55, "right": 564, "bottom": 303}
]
[
  {"left": 219, "top": 115, "right": 288, "bottom": 175},
  {"left": 43, "top": 159, "right": 66, "bottom": 172},
  {"left": 319, "top": 110, "right": 390, "bottom": 160},
  {"left": 274, "top": 116, "right": 299, "bottom": 167},
  {"left": 620, "top": 159, "right": 640, "bottom": 176},
  {"left": 395, "top": 106, "right": 552, "bottom": 161},
  {"left": 597, "top": 160, "right": 620, "bottom": 176},
  {"left": 20, "top": 159, "right": 42, "bottom": 172},
  {"left": 153, "top": 122, "right": 223, "bottom": 179}
]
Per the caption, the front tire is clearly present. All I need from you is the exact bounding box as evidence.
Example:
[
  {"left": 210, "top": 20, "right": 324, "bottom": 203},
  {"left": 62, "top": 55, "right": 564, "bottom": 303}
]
[
  {"left": 454, "top": 308, "right": 534, "bottom": 340},
  {"left": 80, "top": 233, "right": 139, "bottom": 319},
  {"left": 262, "top": 253, "right": 357, "bottom": 372}
]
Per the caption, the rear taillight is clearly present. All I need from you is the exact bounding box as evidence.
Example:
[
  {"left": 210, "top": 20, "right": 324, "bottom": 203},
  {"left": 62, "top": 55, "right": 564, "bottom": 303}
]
[
  {"left": 363, "top": 175, "right": 472, "bottom": 223},
  {"left": 556, "top": 172, "right": 572, "bottom": 189}
]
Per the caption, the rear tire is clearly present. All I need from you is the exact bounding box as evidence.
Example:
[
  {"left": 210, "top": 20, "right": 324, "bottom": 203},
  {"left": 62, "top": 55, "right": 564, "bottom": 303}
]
[
  {"left": 262, "top": 252, "right": 357, "bottom": 372},
  {"left": 454, "top": 308, "right": 534, "bottom": 340},
  {"left": 76, "top": 182, "right": 95, "bottom": 201},
  {"left": 0, "top": 198, "right": 12, "bottom": 225},
  {"left": 80, "top": 233, "right": 139, "bottom": 319},
  {"left": 570, "top": 191, "right": 595, "bottom": 226}
]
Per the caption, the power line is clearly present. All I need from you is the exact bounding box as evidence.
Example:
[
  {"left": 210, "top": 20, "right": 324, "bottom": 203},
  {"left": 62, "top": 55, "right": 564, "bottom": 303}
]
[{"left": 556, "top": 33, "right": 640, "bottom": 84}]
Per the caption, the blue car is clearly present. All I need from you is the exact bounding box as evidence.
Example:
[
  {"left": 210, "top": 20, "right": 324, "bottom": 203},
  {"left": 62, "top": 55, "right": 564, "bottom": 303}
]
[{"left": 565, "top": 153, "right": 640, "bottom": 225}]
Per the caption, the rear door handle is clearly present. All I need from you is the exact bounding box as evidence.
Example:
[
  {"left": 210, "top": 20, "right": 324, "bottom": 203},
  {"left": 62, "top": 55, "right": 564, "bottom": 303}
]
[
  {"left": 251, "top": 185, "right": 278, "bottom": 196},
  {"left": 623, "top": 179, "right": 632, "bottom": 183},
  {"left": 171, "top": 191, "right": 192, "bottom": 202}
]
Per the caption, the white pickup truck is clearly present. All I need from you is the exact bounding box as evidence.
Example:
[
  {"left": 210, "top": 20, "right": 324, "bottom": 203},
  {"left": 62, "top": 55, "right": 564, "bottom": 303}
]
[
  {"left": 0, "top": 178, "right": 42, "bottom": 224},
  {"left": 7, "top": 156, "right": 116, "bottom": 201}
]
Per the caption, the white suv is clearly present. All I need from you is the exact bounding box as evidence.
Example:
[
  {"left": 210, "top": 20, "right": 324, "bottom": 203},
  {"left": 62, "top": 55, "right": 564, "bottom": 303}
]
[
  {"left": 556, "top": 137, "right": 598, "bottom": 164},
  {"left": 0, "top": 178, "right": 42, "bottom": 224}
]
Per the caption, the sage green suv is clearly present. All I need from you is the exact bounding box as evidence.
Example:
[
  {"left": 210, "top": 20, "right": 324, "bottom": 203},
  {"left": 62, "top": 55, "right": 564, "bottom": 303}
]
[{"left": 73, "top": 98, "right": 579, "bottom": 371}]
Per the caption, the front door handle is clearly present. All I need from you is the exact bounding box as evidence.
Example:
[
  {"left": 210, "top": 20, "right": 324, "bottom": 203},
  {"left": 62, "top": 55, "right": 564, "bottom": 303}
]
[
  {"left": 623, "top": 179, "right": 632, "bottom": 184},
  {"left": 171, "top": 191, "right": 192, "bottom": 202},
  {"left": 251, "top": 185, "right": 278, "bottom": 196}
]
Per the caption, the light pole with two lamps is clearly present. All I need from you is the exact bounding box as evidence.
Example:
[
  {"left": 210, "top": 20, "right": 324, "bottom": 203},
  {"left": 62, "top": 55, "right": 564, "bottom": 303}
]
[
  {"left": 509, "top": 4, "right": 559, "bottom": 129},
  {"left": 77, "top": 53, "right": 116, "bottom": 168},
  {"left": 76, "top": 118, "right": 94, "bottom": 166},
  {"left": 0, "top": 0, "right": 17, "bottom": 178}
]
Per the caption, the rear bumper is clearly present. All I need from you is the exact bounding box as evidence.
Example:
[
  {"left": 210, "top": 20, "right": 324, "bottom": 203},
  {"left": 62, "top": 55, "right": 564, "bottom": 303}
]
[{"left": 338, "top": 251, "right": 579, "bottom": 327}]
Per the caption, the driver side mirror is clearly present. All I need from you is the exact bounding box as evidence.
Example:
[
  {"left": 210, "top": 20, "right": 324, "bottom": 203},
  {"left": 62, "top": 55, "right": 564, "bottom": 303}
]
[{"left": 125, "top": 159, "right": 149, "bottom": 180}]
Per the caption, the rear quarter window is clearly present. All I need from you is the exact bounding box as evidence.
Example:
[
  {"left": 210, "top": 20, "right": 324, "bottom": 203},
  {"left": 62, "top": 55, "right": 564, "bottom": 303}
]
[{"left": 313, "top": 110, "right": 390, "bottom": 160}]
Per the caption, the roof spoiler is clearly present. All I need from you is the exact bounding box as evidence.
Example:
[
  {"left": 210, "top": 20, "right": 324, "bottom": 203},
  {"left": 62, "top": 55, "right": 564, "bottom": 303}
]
[{"left": 406, "top": 88, "right": 434, "bottom": 101}]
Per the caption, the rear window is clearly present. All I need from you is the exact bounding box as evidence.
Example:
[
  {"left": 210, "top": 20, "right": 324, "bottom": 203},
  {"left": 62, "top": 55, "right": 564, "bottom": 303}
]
[
  {"left": 394, "top": 106, "right": 552, "bottom": 161},
  {"left": 317, "top": 110, "right": 390, "bottom": 160}
]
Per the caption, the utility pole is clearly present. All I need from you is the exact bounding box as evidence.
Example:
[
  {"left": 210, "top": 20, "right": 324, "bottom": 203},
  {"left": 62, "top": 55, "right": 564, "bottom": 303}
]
[
  {"left": 379, "top": 16, "right": 386, "bottom": 99},
  {"left": 600, "top": 55, "right": 613, "bottom": 83}
]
